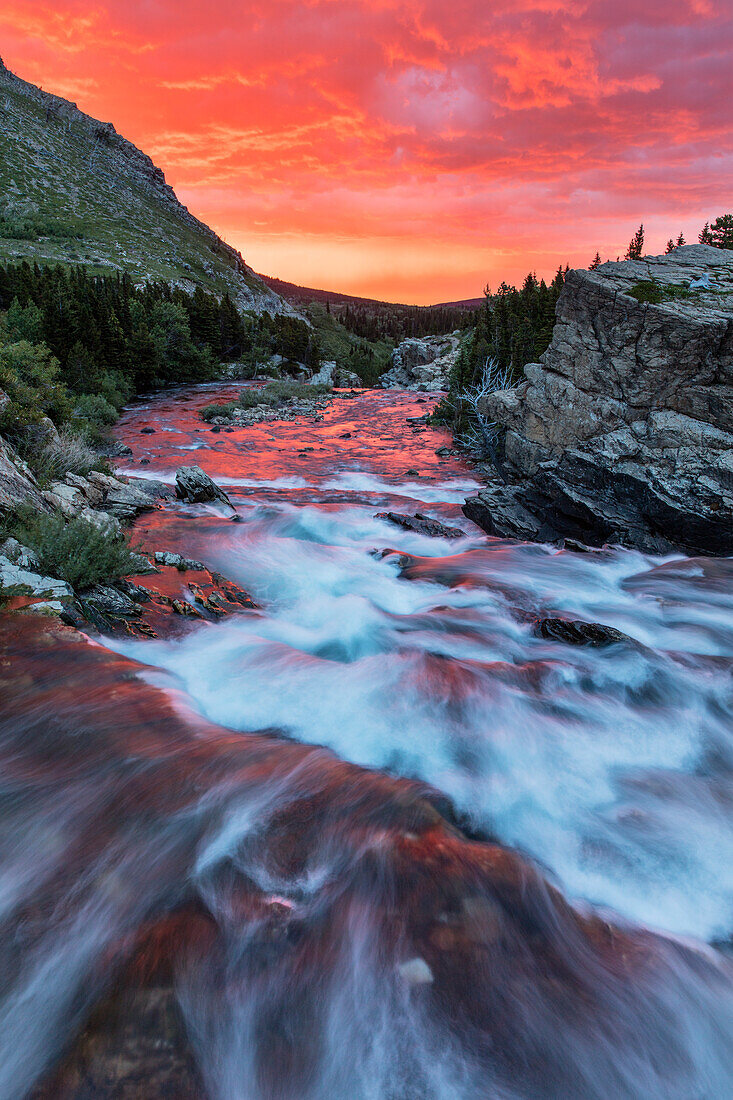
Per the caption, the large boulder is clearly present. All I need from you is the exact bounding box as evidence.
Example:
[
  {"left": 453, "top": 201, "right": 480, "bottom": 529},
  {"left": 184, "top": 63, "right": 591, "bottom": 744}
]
[
  {"left": 175, "top": 465, "right": 234, "bottom": 509},
  {"left": 465, "top": 245, "right": 733, "bottom": 555},
  {"left": 380, "top": 333, "right": 460, "bottom": 391}
]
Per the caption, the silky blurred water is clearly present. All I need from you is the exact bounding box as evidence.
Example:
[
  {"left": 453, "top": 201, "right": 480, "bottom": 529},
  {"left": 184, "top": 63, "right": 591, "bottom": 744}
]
[
  {"left": 1, "top": 382, "right": 731, "bottom": 1100},
  {"left": 113, "top": 385, "right": 733, "bottom": 943}
]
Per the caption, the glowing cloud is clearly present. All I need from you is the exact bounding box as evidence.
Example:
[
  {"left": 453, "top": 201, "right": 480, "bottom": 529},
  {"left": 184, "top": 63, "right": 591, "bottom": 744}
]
[{"left": 1, "top": 0, "right": 731, "bottom": 301}]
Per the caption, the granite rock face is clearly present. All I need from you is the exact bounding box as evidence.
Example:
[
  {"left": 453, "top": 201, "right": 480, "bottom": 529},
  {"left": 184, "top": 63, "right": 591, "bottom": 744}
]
[
  {"left": 464, "top": 246, "right": 733, "bottom": 555},
  {"left": 380, "top": 334, "right": 460, "bottom": 391}
]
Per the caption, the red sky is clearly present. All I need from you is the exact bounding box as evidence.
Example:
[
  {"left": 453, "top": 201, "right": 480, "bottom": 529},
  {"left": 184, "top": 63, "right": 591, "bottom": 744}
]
[{"left": 1, "top": 1, "right": 731, "bottom": 303}]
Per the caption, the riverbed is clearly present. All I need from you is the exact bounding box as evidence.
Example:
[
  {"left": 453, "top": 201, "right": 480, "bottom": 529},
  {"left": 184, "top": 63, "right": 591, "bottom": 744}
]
[{"left": 1, "top": 383, "right": 732, "bottom": 1099}]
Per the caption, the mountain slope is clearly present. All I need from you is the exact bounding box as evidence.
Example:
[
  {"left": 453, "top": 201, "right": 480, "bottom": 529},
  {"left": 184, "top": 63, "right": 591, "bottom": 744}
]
[
  {"left": 0, "top": 59, "right": 287, "bottom": 314},
  {"left": 259, "top": 274, "right": 482, "bottom": 312}
]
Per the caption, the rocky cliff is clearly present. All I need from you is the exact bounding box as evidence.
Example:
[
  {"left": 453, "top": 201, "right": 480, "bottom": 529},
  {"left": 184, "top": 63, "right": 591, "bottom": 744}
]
[
  {"left": 464, "top": 245, "right": 733, "bottom": 555},
  {"left": 0, "top": 59, "right": 288, "bottom": 314},
  {"left": 380, "top": 333, "right": 460, "bottom": 391}
]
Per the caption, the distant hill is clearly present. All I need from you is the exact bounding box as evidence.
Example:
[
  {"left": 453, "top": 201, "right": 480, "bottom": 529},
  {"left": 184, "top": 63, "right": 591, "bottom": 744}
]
[
  {"left": 0, "top": 59, "right": 288, "bottom": 314},
  {"left": 259, "top": 275, "right": 479, "bottom": 343},
  {"left": 259, "top": 274, "right": 481, "bottom": 312}
]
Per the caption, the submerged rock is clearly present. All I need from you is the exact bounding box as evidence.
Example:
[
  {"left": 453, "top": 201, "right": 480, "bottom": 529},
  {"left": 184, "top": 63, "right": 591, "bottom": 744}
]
[
  {"left": 465, "top": 245, "right": 733, "bottom": 555},
  {"left": 375, "top": 511, "right": 465, "bottom": 539},
  {"left": 534, "top": 617, "right": 636, "bottom": 648}
]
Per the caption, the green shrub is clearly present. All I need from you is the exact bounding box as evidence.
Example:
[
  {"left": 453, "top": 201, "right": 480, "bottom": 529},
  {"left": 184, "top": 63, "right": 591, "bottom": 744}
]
[
  {"left": 3, "top": 298, "right": 44, "bottom": 343},
  {"left": 200, "top": 402, "right": 237, "bottom": 421},
  {"left": 8, "top": 508, "right": 140, "bottom": 590},
  {"left": 0, "top": 341, "right": 71, "bottom": 435},
  {"left": 73, "top": 393, "right": 119, "bottom": 427},
  {"left": 96, "top": 371, "right": 134, "bottom": 412},
  {"left": 237, "top": 380, "right": 331, "bottom": 410}
]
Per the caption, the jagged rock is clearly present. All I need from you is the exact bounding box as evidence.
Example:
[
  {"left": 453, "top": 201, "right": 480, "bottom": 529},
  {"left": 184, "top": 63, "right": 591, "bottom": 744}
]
[
  {"left": 376, "top": 511, "right": 465, "bottom": 539},
  {"left": 380, "top": 333, "right": 460, "bottom": 391},
  {"left": 24, "top": 416, "right": 60, "bottom": 449},
  {"left": 101, "top": 439, "right": 133, "bottom": 458},
  {"left": 175, "top": 465, "right": 234, "bottom": 509},
  {"left": 0, "top": 537, "right": 40, "bottom": 570},
  {"left": 128, "top": 553, "right": 159, "bottom": 575},
  {"left": 99, "top": 478, "right": 158, "bottom": 521},
  {"left": 0, "top": 433, "right": 50, "bottom": 515},
  {"left": 0, "top": 555, "right": 73, "bottom": 601},
  {"left": 533, "top": 617, "right": 636, "bottom": 648},
  {"left": 335, "top": 368, "right": 362, "bottom": 387},
  {"left": 82, "top": 584, "right": 141, "bottom": 619},
  {"left": 154, "top": 551, "right": 206, "bottom": 571},
  {"left": 466, "top": 246, "right": 733, "bottom": 555},
  {"left": 309, "top": 361, "right": 336, "bottom": 386}
]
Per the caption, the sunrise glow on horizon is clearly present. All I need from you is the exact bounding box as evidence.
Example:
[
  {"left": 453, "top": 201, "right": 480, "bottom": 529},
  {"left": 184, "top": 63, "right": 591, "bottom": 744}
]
[{"left": 1, "top": 0, "right": 731, "bottom": 303}]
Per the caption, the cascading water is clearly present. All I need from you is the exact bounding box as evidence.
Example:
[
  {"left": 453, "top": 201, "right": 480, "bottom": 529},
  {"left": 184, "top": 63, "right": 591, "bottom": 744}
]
[{"left": 1, "top": 382, "right": 732, "bottom": 1099}]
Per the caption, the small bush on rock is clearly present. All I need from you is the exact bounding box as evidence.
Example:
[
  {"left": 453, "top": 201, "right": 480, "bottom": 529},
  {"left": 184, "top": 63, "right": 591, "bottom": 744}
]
[
  {"left": 8, "top": 508, "right": 140, "bottom": 590},
  {"left": 628, "top": 281, "right": 664, "bottom": 304}
]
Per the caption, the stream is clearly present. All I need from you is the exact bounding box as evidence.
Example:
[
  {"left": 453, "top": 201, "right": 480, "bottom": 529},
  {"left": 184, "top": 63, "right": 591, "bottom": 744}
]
[{"left": 1, "top": 383, "right": 732, "bottom": 1098}]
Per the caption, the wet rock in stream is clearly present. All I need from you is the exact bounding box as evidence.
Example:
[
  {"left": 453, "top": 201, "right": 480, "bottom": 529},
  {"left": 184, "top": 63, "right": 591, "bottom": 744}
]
[
  {"left": 375, "top": 511, "right": 465, "bottom": 539},
  {"left": 175, "top": 465, "right": 235, "bottom": 510},
  {"left": 534, "top": 616, "right": 637, "bottom": 648}
]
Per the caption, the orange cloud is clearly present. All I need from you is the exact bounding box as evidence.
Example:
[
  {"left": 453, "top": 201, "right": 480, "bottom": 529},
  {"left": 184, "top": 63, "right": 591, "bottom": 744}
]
[{"left": 0, "top": 0, "right": 731, "bottom": 302}]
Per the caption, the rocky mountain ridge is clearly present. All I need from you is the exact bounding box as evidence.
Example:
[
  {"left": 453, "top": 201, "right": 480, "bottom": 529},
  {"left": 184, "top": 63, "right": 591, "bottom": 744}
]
[
  {"left": 0, "top": 59, "right": 288, "bottom": 314},
  {"left": 464, "top": 245, "right": 733, "bottom": 555}
]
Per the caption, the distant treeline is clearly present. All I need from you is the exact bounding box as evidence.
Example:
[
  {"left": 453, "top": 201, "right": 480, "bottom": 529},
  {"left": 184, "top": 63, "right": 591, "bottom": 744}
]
[
  {"left": 0, "top": 262, "right": 318, "bottom": 408},
  {"left": 333, "top": 301, "right": 472, "bottom": 342},
  {"left": 260, "top": 274, "right": 476, "bottom": 342}
]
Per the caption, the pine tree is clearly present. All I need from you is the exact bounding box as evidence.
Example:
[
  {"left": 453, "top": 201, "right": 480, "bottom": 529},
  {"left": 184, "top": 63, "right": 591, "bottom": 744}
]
[
  {"left": 665, "top": 239, "right": 676, "bottom": 254},
  {"left": 589, "top": 252, "right": 602, "bottom": 270},
  {"left": 699, "top": 222, "right": 714, "bottom": 245},
  {"left": 625, "top": 224, "right": 644, "bottom": 260},
  {"left": 709, "top": 214, "right": 733, "bottom": 249},
  {"left": 676, "top": 232, "right": 686, "bottom": 247}
]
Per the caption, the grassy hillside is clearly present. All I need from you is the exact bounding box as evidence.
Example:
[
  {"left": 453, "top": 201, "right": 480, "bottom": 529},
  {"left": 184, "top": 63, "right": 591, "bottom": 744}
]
[{"left": 0, "top": 59, "right": 287, "bottom": 314}]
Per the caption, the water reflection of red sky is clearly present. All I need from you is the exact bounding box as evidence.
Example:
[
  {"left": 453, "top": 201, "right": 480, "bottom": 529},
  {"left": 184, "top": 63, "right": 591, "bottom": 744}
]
[{"left": 116, "top": 385, "right": 475, "bottom": 487}]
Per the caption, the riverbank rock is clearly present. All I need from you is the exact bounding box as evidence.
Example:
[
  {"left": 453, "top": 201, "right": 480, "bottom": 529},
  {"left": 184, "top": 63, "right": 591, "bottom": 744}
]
[
  {"left": 376, "top": 511, "right": 465, "bottom": 539},
  {"left": 309, "top": 361, "right": 362, "bottom": 387},
  {"left": 380, "top": 333, "right": 460, "bottom": 392},
  {"left": 0, "top": 553, "right": 73, "bottom": 605},
  {"left": 0, "top": 432, "right": 50, "bottom": 515},
  {"left": 175, "top": 465, "right": 234, "bottom": 509},
  {"left": 464, "top": 245, "right": 733, "bottom": 555}
]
